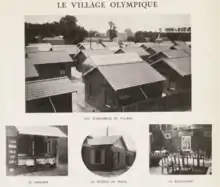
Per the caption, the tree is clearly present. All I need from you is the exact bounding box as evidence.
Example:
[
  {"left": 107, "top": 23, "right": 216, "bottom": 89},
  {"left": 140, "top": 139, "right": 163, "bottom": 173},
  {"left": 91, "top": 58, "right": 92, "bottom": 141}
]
[
  {"left": 59, "top": 15, "right": 85, "bottom": 44},
  {"left": 107, "top": 21, "right": 117, "bottom": 41},
  {"left": 124, "top": 28, "right": 134, "bottom": 37},
  {"left": 127, "top": 36, "right": 135, "bottom": 42},
  {"left": 134, "top": 31, "right": 145, "bottom": 42},
  {"left": 88, "top": 30, "right": 100, "bottom": 37},
  {"left": 25, "top": 15, "right": 89, "bottom": 45}
]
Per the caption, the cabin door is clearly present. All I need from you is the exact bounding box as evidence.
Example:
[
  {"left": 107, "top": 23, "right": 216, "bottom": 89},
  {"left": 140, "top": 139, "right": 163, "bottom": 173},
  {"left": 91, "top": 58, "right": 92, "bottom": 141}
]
[{"left": 107, "top": 149, "right": 114, "bottom": 170}]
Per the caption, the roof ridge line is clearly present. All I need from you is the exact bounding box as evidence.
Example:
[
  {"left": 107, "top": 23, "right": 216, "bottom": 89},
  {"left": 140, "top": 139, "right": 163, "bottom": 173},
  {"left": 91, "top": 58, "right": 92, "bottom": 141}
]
[
  {"left": 26, "top": 76, "right": 69, "bottom": 84},
  {"left": 98, "top": 60, "right": 145, "bottom": 67}
]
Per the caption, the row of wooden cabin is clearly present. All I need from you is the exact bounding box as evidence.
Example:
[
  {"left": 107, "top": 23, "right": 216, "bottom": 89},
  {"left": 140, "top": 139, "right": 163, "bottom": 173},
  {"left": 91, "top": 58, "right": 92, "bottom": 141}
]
[{"left": 25, "top": 40, "right": 191, "bottom": 112}]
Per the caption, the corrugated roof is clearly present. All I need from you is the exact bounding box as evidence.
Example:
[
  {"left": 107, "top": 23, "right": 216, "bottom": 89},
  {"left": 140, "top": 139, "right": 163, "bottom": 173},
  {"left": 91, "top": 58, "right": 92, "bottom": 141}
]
[
  {"left": 101, "top": 42, "right": 119, "bottom": 48},
  {"left": 156, "top": 41, "right": 174, "bottom": 47},
  {"left": 119, "top": 47, "right": 150, "bottom": 56},
  {"left": 155, "top": 57, "right": 191, "bottom": 77},
  {"left": 88, "top": 135, "right": 122, "bottom": 146},
  {"left": 172, "top": 42, "right": 190, "bottom": 50},
  {"left": 26, "top": 76, "right": 76, "bottom": 101},
  {"left": 98, "top": 61, "right": 165, "bottom": 90},
  {"left": 107, "top": 46, "right": 121, "bottom": 52},
  {"left": 79, "top": 43, "right": 105, "bottom": 50},
  {"left": 26, "top": 51, "right": 73, "bottom": 65},
  {"left": 52, "top": 45, "right": 79, "bottom": 55},
  {"left": 26, "top": 46, "right": 39, "bottom": 53},
  {"left": 16, "top": 126, "right": 67, "bottom": 137},
  {"left": 25, "top": 61, "right": 39, "bottom": 78},
  {"left": 123, "top": 43, "right": 140, "bottom": 48},
  {"left": 183, "top": 48, "right": 191, "bottom": 55},
  {"left": 81, "top": 49, "right": 113, "bottom": 57},
  {"left": 28, "top": 43, "right": 52, "bottom": 52},
  {"left": 139, "top": 42, "right": 174, "bottom": 48},
  {"left": 149, "top": 46, "right": 171, "bottom": 53},
  {"left": 159, "top": 50, "right": 189, "bottom": 59},
  {"left": 86, "top": 52, "right": 143, "bottom": 66}
]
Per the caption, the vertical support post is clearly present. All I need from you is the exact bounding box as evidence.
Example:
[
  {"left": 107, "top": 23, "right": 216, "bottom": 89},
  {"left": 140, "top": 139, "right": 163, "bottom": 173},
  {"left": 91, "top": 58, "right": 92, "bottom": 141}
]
[
  {"left": 32, "top": 136, "right": 35, "bottom": 156},
  {"left": 49, "top": 97, "right": 56, "bottom": 113},
  {"left": 56, "top": 139, "right": 59, "bottom": 167}
]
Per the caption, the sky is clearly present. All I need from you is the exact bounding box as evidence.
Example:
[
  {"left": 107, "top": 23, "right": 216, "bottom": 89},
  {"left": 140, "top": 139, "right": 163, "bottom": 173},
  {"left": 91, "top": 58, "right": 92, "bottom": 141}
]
[
  {"left": 87, "top": 126, "right": 136, "bottom": 151},
  {"left": 25, "top": 14, "right": 190, "bottom": 33}
]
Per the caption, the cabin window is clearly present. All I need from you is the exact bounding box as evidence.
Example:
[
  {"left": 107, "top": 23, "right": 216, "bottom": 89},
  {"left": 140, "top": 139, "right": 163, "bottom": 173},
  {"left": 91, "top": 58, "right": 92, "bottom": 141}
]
[
  {"left": 60, "top": 70, "right": 66, "bottom": 76},
  {"left": 60, "top": 66, "right": 66, "bottom": 76},
  {"left": 94, "top": 150, "right": 102, "bottom": 163},
  {"left": 169, "top": 81, "right": 176, "bottom": 91}
]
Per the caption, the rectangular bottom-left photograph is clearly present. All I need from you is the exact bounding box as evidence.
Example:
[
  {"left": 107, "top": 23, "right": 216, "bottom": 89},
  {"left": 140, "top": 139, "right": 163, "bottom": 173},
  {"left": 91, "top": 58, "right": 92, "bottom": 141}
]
[{"left": 5, "top": 125, "right": 68, "bottom": 176}]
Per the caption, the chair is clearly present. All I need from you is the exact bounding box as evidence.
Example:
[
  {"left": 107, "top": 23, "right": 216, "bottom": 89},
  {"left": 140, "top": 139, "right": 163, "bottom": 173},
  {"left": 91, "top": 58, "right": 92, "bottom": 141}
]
[{"left": 161, "top": 156, "right": 172, "bottom": 174}]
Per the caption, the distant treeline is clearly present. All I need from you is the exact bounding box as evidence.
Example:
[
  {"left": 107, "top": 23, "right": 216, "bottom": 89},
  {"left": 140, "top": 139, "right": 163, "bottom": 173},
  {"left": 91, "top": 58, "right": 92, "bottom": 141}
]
[
  {"left": 25, "top": 15, "right": 191, "bottom": 45},
  {"left": 25, "top": 15, "right": 88, "bottom": 45},
  {"left": 129, "top": 31, "right": 191, "bottom": 43}
]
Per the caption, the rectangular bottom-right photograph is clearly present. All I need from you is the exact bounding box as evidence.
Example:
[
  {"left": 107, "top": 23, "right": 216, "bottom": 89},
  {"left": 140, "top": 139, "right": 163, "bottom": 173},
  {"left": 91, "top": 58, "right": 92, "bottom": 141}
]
[{"left": 149, "top": 124, "right": 212, "bottom": 175}]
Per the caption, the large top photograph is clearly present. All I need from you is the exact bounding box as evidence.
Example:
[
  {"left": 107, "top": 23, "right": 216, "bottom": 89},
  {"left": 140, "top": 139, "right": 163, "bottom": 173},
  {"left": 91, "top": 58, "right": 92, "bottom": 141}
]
[{"left": 25, "top": 14, "right": 191, "bottom": 113}]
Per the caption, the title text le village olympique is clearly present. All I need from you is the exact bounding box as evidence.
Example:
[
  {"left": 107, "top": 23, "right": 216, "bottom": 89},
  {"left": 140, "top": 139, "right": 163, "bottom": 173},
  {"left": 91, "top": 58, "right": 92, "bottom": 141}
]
[{"left": 58, "top": 1, "right": 158, "bottom": 9}]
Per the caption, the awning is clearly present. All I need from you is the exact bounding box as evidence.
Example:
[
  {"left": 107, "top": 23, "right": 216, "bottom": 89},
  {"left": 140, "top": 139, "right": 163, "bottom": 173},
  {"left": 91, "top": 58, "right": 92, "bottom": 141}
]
[{"left": 15, "top": 126, "right": 67, "bottom": 137}]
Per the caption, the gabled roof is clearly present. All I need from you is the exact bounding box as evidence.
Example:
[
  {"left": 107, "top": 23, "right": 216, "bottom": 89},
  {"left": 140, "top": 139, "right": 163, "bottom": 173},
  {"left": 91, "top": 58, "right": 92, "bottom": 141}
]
[
  {"left": 98, "top": 61, "right": 165, "bottom": 91},
  {"left": 26, "top": 46, "right": 39, "bottom": 53},
  {"left": 116, "top": 47, "right": 150, "bottom": 56},
  {"left": 140, "top": 42, "right": 174, "bottom": 49},
  {"left": 88, "top": 135, "right": 129, "bottom": 150},
  {"left": 152, "top": 57, "right": 191, "bottom": 77},
  {"left": 101, "top": 42, "right": 119, "bottom": 48},
  {"left": 84, "top": 52, "right": 143, "bottom": 67},
  {"left": 140, "top": 42, "right": 158, "bottom": 48},
  {"left": 147, "top": 46, "right": 171, "bottom": 53},
  {"left": 162, "top": 50, "right": 190, "bottom": 58},
  {"left": 123, "top": 43, "right": 140, "bottom": 48},
  {"left": 77, "top": 49, "right": 113, "bottom": 58},
  {"left": 28, "top": 43, "right": 52, "bottom": 52},
  {"left": 79, "top": 43, "right": 105, "bottom": 50},
  {"left": 6, "top": 126, "right": 66, "bottom": 137},
  {"left": 88, "top": 135, "right": 122, "bottom": 146},
  {"left": 156, "top": 41, "right": 174, "bottom": 47},
  {"left": 183, "top": 48, "right": 191, "bottom": 55},
  {"left": 26, "top": 76, "right": 76, "bottom": 101},
  {"left": 26, "top": 51, "right": 73, "bottom": 65},
  {"left": 25, "top": 61, "right": 39, "bottom": 79},
  {"left": 171, "top": 42, "right": 190, "bottom": 50},
  {"left": 150, "top": 50, "right": 189, "bottom": 60},
  {"left": 52, "top": 45, "right": 79, "bottom": 55},
  {"left": 107, "top": 46, "right": 121, "bottom": 52}
]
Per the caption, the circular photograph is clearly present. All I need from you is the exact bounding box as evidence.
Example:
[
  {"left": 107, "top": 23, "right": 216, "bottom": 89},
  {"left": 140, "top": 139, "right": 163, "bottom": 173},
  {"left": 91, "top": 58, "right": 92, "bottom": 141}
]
[{"left": 81, "top": 126, "right": 136, "bottom": 177}]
